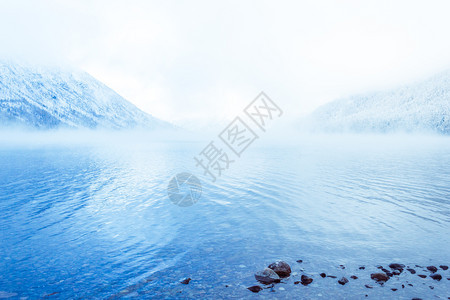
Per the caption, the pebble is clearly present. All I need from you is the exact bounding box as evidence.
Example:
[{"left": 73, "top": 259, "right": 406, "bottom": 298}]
[
  {"left": 268, "top": 261, "right": 291, "bottom": 278},
  {"left": 247, "top": 286, "right": 263, "bottom": 293},
  {"left": 371, "top": 273, "right": 389, "bottom": 283},
  {"left": 255, "top": 268, "right": 280, "bottom": 284},
  {"left": 389, "top": 263, "right": 405, "bottom": 272},
  {"left": 301, "top": 275, "right": 313, "bottom": 286},
  {"left": 426, "top": 266, "right": 438, "bottom": 273},
  {"left": 338, "top": 277, "right": 349, "bottom": 285},
  {"left": 430, "top": 274, "right": 442, "bottom": 281}
]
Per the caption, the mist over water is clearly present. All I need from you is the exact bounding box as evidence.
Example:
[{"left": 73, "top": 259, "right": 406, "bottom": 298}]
[{"left": 0, "top": 131, "right": 449, "bottom": 299}]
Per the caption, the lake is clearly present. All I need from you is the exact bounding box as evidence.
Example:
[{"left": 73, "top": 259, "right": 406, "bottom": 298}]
[{"left": 0, "top": 134, "right": 449, "bottom": 299}]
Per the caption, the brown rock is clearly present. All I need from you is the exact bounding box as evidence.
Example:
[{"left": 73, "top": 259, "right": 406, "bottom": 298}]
[
  {"left": 430, "top": 274, "right": 442, "bottom": 281},
  {"left": 247, "top": 286, "right": 263, "bottom": 293},
  {"left": 371, "top": 273, "right": 389, "bottom": 283},
  {"left": 338, "top": 277, "right": 349, "bottom": 285},
  {"left": 268, "top": 261, "right": 291, "bottom": 278},
  {"left": 301, "top": 275, "right": 313, "bottom": 286},
  {"left": 427, "top": 266, "right": 438, "bottom": 273}
]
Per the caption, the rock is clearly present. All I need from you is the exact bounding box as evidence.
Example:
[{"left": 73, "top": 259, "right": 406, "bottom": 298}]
[
  {"left": 359, "top": 266, "right": 365, "bottom": 270},
  {"left": 247, "top": 286, "right": 263, "bottom": 293},
  {"left": 391, "top": 288, "right": 398, "bottom": 291},
  {"left": 430, "top": 274, "right": 442, "bottom": 281},
  {"left": 255, "top": 268, "right": 281, "bottom": 284},
  {"left": 339, "top": 265, "right": 345, "bottom": 269},
  {"left": 371, "top": 273, "right": 389, "bottom": 283},
  {"left": 440, "top": 265, "right": 448, "bottom": 270},
  {"left": 296, "top": 259, "right": 303, "bottom": 263},
  {"left": 268, "top": 261, "right": 291, "bottom": 278},
  {"left": 365, "top": 284, "right": 373, "bottom": 289},
  {"left": 418, "top": 274, "right": 427, "bottom": 278},
  {"left": 389, "top": 263, "right": 405, "bottom": 271},
  {"left": 301, "top": 275, "right": 313, "bottom": 286},
  {"left": 412, "top": 298, "right": 423, "bottom": 300},
  {"left": 180, "top": 278, "right": 191, "bottom": 284},
  {"left": 426, "top": 266, "right": 438, "bottom": 273},
  {"left": 327, "top": 275, "right": 337, "bottom": 278},
  {"left": 408, "top": 283, "right": 413, "bottom": 286},
  {"left": 402, "top": 284, "right": 405, "bottom": 288},
  {"left": 294, "top": 281, "right": 300, "bottom": 284},
  {"left": 320, "top": 273, "right": 326, "bottom": 278},
  {"left": 429, "top": 285, "right": 434, "bottom": 289},
  {"left": 350, "top": 275, "right": 358, "bottom": 280},
  {"left": 407, "top": 268, "right": 416, "bottom": 274},
  {"left": 392, "top": 270, "right": 401, "bottom": 276},
  {"left": 338, "top": 277, "right": 349, "bottom": 285}
]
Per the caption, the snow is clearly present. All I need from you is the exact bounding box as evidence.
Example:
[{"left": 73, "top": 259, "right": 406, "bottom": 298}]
[
  {"left": 0, "top": 61, "right": 172, "bottom": 130},
  {"left": 304, "top": 70, "right": 450, "bottom": 134}
]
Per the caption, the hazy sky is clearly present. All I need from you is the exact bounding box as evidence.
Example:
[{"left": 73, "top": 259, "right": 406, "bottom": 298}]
[{"left": 1, "top": 0, "right": 450, "bottom": 128}]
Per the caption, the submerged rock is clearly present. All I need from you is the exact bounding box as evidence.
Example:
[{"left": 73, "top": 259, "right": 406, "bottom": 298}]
[
  {"left": 255, "top": 268, "right": 281, "bottom": 284},
  {"left": 247, "top": 286, "right": 263, "bottom": 293},
  {"left": 327, "top": 275, "right": 337, "bottom": 278},
  {"left": 301, "top": 275, "right": 313, "bottom": 286},
  {"left": 407, "top": 268, "right": 416, "bottom": 274},
  {"left": 268, "top": 261, "right": 291, "bottom": 278},
  {"left": 338, "top": 277, "right": 349, "bottom": 285},
  {"left": 389, "top": 263, "right": 405, "bottom": 272},
  {"left": 430, "top": 274, "right": 442, "bottom": 281},
  {"left": 365, "top": 284, "right": 373, "bottom": 289},
  {"left": 371, "top": 273, "right": 389, "bottom": 283},
  {"left": 296, "top": 259, "right": 303, "bottom": 263},
  {"left": 426, "top": 266, "right": 438, "bottom": 273}
]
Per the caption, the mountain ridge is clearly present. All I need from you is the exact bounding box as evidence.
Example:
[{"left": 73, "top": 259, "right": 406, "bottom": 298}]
[
  {"left": 0, "top": 61, "right": 172, "bottom": 130},
  {"left": 304, "top": 70, "right": 450, "bottom": 134}
]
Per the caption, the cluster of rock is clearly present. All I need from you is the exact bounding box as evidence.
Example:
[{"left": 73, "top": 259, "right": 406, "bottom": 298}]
[{"left": 247, "top": 260, "right": 449, "bottom": 299}]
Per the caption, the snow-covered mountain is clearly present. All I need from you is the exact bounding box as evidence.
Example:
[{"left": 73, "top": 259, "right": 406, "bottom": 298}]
[
  {"left": 305, "top": 71, "right": 450, "bottom": 134},
  {"left": 0, "top": 62, "right": 172, "bottom": 130}
]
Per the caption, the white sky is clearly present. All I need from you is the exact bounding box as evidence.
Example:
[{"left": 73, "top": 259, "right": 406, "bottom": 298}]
[{"left": 1, "top": 0, "right": 450, "bottom": 128}]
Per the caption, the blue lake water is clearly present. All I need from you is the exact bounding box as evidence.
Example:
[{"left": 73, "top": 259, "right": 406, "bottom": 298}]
[{"left": 0, "top": 135, "right": 449, "bottom": 299}]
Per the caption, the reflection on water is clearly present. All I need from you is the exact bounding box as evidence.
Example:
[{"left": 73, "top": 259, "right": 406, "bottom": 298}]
[{"left": 0, "top": 136, "right": 449, "bottom": 299}]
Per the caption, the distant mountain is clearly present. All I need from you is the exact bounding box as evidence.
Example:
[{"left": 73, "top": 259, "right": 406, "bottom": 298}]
[
  {"left": 0, "top": 61, "right": 172, "bottom": 130},
  {"left": 305, "top": 71, "right": 450, "bottom": 134}
]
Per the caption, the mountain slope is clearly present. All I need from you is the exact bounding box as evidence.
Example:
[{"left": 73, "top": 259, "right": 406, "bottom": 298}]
[
  {"left": 305, "top": 71, "right": 450, "bottom": 134},
  {"left": 0, "top": 62, "right": 171, "bottom": 129}
]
